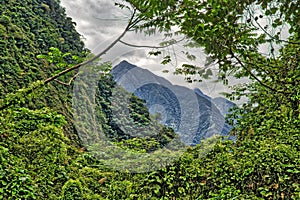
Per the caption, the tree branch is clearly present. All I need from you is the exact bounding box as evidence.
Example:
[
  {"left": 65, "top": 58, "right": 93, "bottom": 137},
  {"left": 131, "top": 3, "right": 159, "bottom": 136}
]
[
  {"left": 119, "top": 37, "right": 184, "bottom": 49},
  {"left": 44, "top": 10, "right": 136, "bottom": 85},
  {"left": 246, "top": 9, "right": 300, "bottom": 45},
  {"left": 55, "top": 73, "right": 78, "bottom": 86},
  {"left": 0, "top": 10, "right": 137, "bottom": 111},
  {"left": 229, "top": 48, "right": 278, "bottom": 93}
]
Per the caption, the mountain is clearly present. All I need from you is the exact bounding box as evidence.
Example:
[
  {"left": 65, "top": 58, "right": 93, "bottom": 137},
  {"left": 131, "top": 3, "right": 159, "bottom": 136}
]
[
  {"left": 111, "top": 60, "right": 236, "bottom": 146},
  {"left": 0, "top": 0, "right": 88, "bottom": 142}
]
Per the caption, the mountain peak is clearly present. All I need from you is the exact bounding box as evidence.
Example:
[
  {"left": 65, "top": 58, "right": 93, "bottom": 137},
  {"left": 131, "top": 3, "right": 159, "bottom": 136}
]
[
  {"left": 111, "top": 60, "right": 137, "bottom": 81},
  {"left": 111, "top": 61, "right": 235, "bottom": 145},
  {"left": 193, "top": 88, "right": 211, "bottom": 100},
  {"left": 119, "top": 60, "right": 131, "bottom": 65}
]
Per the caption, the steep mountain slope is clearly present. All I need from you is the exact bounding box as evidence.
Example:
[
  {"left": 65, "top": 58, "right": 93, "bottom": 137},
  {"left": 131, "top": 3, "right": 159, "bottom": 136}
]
[
  {"left": 111, "top": 60, "right": 235, "bottom": 145},
  {"left": 94, "top": 73, "right": 179, "bottom": 152},
  {"left": 0, "top": 0, "right": 88, "bottom": 141}
]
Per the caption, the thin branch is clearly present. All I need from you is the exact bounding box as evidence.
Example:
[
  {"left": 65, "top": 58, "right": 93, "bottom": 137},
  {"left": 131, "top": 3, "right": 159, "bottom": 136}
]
[
  {"left": 0, "top": 10, "right": 137, "bottom": 111},
  {"left": 55, "top": 80, "right": 71, "bottom": 86},
  {"left": 128, "top": 15, "right": 145, "bottom": 30},
  {"left": 55, "top": 73, "right": 78, "bottom": 86},
  {"left": 229, "top": 48, "right": 278, "bottom": 93},
  {"left": 44, "top": 10, "right": 136, "bottom": 85},
  {"left": 119, "top": 37, "right": 185, "bottom": 49},
  {"left": 246, "top": 8, "right": 300, "bottom": 45}
]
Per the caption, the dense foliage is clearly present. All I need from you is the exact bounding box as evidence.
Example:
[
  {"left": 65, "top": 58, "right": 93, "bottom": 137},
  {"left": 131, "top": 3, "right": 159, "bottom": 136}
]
[
  {"left": 124, "top": 0, "right": 300, "bottom": 198},
  {"left": 0, "top": 0, "right": 87, "bottom": 141},
  {"left": 0, "top": 0, "right": 299, "bottom": 199},
  {"left": 95, "top": 74, "right": 178, "bottom": 152}
]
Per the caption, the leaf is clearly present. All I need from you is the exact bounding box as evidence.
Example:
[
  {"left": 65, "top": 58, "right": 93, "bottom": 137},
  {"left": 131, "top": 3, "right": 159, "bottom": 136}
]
[
  {"left": 161, "top": 55, "right": 171, "bottom": 65},
  {"left": 149, "top": 51, "right": 161, "bottom": 56}
]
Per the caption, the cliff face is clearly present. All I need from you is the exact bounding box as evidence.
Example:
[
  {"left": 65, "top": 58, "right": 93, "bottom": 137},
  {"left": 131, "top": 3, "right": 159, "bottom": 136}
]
[{"left": 111, "top": 60, "right": 235, "bottom": 145}]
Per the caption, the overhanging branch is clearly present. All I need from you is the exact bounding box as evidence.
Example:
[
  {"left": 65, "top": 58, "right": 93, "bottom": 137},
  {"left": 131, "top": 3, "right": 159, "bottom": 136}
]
[
  {"left": 44, "top": 10, "right": 136, "bottom": 85},
  {"left": 119, "top": 37, "right": 185, "bottom": 49},
  {"left": 229, "top": 48, "right": 278, "bottom": 93},
  {"left": 0, "top": 10, "right": 137, "bottom": 111}
]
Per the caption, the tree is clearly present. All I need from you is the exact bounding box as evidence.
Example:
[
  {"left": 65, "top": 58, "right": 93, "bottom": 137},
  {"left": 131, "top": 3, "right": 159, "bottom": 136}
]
[
  {"left": 123, "top": 1, "right": 297, "bottom": 82},
  {"left": 123, "top": 0, "right": 300, "bottom": 125},
  {"left": 118, "top": 2, "right": 300, "bottom": 198}
]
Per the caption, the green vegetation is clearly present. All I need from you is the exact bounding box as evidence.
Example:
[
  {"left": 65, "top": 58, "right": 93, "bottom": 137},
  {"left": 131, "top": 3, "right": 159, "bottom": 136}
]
[
  {"left": 0, "top": 0, "right": 299, "bottom": 199},
  {"left": 95, "top": 74, "right": 178, "bottom": 152},
  {"left": 0, "top": 0, "right": 87, "bottom": 142}
]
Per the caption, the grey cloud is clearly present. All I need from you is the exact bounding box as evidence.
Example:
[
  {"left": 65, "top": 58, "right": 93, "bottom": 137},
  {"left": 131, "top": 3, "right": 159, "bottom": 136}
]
[
  {"left": 61, "top": 0, "right": 130, "bottom": 50},
  {"left": 59, "top": 0, "right": 243, "bottom": 99}
]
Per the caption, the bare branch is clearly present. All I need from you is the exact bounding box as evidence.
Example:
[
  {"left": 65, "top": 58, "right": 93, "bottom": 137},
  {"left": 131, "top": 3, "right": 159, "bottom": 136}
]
[
  {"left": 229, "top": 48, "right": 278, "bottom": 93},
  {"left": 0, "top": 10, "right": 137, "bottom": 111},
  {"left": 119, "top": 37, "right": 184, "bottom": 49},
  {"left": 54, "top": 74, "right": 78, "bottom": 86},
  {"left": 44, "top": 10, "right": 136, "bottom": 85}
]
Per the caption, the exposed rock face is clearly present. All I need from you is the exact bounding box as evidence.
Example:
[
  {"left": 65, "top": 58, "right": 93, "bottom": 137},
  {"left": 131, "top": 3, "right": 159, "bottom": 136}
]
[{"left": 111, "top": 61, "right": 235, "bottom": 146}]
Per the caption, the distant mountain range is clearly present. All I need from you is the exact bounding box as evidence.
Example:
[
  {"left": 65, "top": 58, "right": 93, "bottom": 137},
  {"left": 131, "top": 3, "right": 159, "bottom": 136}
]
[{"left": 111, "top": 60, "right": 235, "bottom": 146}]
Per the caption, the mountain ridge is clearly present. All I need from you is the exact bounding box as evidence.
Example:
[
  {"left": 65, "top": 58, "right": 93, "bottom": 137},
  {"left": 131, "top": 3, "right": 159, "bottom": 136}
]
[{"left": 111, "top": 60, "right": 235, "bottom": 145}]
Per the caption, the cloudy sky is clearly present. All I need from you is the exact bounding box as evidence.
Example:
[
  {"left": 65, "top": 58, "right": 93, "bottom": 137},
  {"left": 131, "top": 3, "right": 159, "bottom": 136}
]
[{"left": 59, "top": 0, "right": 249, "bottom": 101}]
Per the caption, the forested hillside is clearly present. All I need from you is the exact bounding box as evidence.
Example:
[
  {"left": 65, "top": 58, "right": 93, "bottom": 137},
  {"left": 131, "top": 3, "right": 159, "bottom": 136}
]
[
  {"left": 0, "top": 0, "right": 87, "bottom": 142},
  {"left": 0, "top": 0, "right": 299, "bottom": 199}
]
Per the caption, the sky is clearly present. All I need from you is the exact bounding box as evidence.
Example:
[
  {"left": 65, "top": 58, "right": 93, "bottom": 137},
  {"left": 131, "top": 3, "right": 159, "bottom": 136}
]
[{"left": 59, "top": 0, "right": 260, "bottom": 102}]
